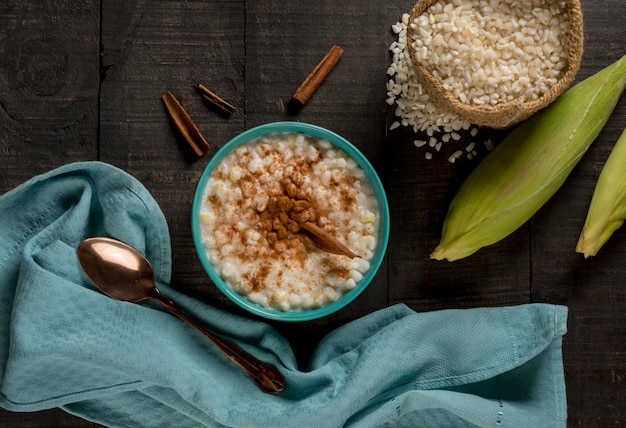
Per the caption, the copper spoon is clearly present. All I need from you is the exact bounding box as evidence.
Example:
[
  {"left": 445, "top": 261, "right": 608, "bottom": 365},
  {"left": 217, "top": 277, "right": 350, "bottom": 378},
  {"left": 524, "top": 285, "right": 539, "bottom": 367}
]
[{"left": 76, "top": 237, "right": 285, "bottom": 394}]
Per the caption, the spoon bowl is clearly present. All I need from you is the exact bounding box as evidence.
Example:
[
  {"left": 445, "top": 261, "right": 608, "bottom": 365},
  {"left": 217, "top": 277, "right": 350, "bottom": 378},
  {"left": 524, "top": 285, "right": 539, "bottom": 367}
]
[
  {"left": 77, "top": 237, "right": 285, "bottom": 394},
  {"left": 77, "top": 238, "right": 155, "bottom": 302}
]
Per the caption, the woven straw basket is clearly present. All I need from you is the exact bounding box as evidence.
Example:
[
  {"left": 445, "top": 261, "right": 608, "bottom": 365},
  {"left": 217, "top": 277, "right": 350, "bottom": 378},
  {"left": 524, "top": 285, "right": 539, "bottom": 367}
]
[{"left": 407, "top": 0, "right": 584, "bottom": 129}]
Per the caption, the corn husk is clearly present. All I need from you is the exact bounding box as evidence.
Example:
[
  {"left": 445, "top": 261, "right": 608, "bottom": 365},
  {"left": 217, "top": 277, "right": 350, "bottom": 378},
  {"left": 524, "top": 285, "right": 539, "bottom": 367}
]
[
  {"left": 431, "top": 55, "right": 626, "bottom": 261},
  {"left": 576, "top": 127, "right": 626, "bottom": 257}
]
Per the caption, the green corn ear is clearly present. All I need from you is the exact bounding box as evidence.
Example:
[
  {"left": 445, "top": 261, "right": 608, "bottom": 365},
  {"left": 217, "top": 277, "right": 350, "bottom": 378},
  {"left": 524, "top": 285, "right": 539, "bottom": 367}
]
[
  {"left": 431, "top": 55, "right": 626, "bottom": 262},
  {"left": 576, "top": 127, "right": 626, "bottom": 257}
]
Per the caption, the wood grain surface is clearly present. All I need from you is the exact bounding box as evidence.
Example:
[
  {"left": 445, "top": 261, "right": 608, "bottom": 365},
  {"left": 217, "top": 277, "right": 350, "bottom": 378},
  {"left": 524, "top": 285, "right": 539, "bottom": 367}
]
[{"left": 1, "top": 0, "right": 624, "bottom": 426}]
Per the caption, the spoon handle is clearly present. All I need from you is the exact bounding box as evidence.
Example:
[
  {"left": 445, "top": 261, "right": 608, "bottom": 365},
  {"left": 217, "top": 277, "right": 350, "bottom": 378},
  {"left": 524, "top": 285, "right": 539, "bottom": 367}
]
[{"left": 151, "top": 290, "right": 285, "bottom": 394}]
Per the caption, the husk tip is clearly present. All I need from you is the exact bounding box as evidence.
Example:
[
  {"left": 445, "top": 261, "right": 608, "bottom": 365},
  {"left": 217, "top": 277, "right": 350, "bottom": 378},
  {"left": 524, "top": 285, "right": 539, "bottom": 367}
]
[
  {"left": 575, "top": 234, "right": 597, "bottom": 258},
  {"left": 430, "top": 245, "right": 453, "bottom": 261}
]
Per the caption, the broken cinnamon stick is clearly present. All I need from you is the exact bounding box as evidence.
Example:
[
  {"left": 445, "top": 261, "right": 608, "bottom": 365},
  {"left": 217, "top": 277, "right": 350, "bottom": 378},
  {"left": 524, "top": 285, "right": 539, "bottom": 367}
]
[
  {"left": 290, "top": 45, "right": 344, "bottom": 109},
  {"left": 196, "top": 83, "right": 236, "bottom": 117},
  {"left": 161, "top": 91, "right": 210, "bottom": 157}
]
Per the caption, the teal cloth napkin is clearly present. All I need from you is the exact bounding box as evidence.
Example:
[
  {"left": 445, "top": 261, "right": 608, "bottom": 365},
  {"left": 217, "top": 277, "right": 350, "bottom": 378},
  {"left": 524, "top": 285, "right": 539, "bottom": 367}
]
[{"left": 0, "top": 162, "right": 568, "bottom": 427}]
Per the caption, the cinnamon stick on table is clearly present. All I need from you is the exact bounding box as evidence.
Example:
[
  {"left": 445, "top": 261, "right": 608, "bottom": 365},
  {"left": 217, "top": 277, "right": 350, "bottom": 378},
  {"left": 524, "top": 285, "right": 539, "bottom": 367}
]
[
  {"left": 196, "top": 83, "right": 236, "bottom": 117},
  {"left": 162, "top": 91, "right": 211, "bottom": 157},
  {"left": 290, "top": 45, "right": 344, "bottom": 110}
]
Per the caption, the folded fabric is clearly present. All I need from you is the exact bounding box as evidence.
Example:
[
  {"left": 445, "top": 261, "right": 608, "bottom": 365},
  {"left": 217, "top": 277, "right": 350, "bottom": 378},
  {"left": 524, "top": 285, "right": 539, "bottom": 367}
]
[{"left": 0, "top": 162, "right": 568, "bottom": 427}]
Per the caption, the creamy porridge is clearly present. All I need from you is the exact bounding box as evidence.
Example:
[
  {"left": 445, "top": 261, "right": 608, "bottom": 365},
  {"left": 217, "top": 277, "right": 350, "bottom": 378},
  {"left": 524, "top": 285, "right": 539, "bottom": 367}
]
[{"left": 198, "top": 132, "right": 379, "bottom": 311}]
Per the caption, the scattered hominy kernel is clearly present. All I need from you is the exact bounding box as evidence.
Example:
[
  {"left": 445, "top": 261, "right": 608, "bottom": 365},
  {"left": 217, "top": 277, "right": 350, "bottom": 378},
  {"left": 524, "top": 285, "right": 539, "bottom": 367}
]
[
  {"left": 387, "top": 13, "right": 502, "bottom": 162},
  {"left": 386, "top": 15, "right": 476, "bottom": 146},
  {"left": 392, "top": 22, "right": 404, "bottom": 34}
]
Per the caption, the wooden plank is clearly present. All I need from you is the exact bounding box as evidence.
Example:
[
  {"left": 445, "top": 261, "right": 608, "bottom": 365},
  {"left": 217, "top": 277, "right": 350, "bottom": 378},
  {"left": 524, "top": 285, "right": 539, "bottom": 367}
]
[
  {"left": 0, "top": 0, "right": 99, "bottom": 193},
  {"left": 383, "top": 6, "right": 530, "bottom": 312},
  {"left": 0, "top": 408, "right": 98, "bottom": 427},
  {"left": 245, "top": 0, "right": 389, "bottom": 160},
  {"left": 0, "top": 1, "right": 99, "bottom": 424},
  {"left": 384, "top": 124, "right": 531, "bottom": 311},
  {"left": 530, "top": 0, "right": 626, "bottom": 425},
  {"left": 244, "top": 0, "right": 390, "bottom": 366},
  {"left": 99, "top": 0, "right": 245, "bottom": 303}
]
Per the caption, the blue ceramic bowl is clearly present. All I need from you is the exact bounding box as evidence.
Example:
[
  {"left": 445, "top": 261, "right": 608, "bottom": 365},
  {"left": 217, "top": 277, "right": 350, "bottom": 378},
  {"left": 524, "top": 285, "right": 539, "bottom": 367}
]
[{"left": 192, "top": 122, "right": 389, "bottom": 322}]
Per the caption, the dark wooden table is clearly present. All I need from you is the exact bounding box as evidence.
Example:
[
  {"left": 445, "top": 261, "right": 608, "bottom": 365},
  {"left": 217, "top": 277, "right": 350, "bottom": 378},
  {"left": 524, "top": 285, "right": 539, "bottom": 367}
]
[{"left": 1, "top": 0, "right": 624, "bottom": 426}]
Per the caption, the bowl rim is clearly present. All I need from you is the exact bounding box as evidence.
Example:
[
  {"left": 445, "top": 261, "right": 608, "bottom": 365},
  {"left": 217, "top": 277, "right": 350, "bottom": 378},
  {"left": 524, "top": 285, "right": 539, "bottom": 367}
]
[{"left": 191, "top": 121, "right": 390, "bottom": 322}]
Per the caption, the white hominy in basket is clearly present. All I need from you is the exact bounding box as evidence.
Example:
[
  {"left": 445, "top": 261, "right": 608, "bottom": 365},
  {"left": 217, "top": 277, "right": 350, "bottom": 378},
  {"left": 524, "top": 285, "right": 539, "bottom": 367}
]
[{"left": 410, "top": 0, "right": 571, "bottom": 106}]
